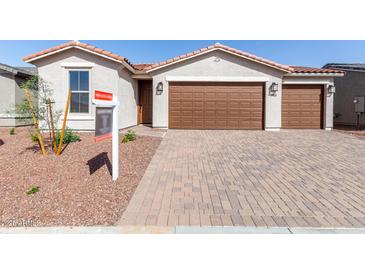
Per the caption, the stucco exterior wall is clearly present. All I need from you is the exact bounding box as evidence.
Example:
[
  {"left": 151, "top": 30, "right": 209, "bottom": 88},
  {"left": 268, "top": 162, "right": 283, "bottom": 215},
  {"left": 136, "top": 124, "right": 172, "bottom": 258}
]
[
  {"left": 333, "top": 71, "right": 365, "bottom": 126},
  {"left": 14, "top": 76, "right": 33, "bottom": 126},
  {"left": 32, "top": 48, "right": 138, "bottom": 131},
  {"left": 324, "top": 81, "right": 335, "bottom": 129},
  {"left": 150, "top": 50, "right": 285, "bottom": 130},
  {"left": 0, "top": 73, "right": 16, "bottom": 127},
  {"left": 0, "top": 74, "right": 33, "bottom": 127}
]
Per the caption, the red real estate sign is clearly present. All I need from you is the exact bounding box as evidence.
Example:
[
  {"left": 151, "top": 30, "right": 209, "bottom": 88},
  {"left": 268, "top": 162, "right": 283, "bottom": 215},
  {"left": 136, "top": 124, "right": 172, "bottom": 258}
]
[{"left": 95, "top": 90, "right": 113, "bottom": 101}]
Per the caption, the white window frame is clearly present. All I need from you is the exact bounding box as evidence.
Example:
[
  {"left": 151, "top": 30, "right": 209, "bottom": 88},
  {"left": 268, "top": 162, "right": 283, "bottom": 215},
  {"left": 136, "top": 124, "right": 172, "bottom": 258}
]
[{"left": 67, "top": 68, "right": 91, "bottom": 115}]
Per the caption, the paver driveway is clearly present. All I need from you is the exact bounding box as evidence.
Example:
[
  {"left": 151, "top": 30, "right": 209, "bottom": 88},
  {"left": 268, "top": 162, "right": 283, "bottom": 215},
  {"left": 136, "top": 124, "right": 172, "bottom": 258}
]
[{"left": 119, "top": 130, "right": 365, "bottom": 228}]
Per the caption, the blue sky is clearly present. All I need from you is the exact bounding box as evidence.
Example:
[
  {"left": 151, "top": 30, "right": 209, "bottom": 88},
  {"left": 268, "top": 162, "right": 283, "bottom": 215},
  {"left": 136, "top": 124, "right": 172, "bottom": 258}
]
[{"left": 1, "top": 40, "right": 364, "bottom": 68}]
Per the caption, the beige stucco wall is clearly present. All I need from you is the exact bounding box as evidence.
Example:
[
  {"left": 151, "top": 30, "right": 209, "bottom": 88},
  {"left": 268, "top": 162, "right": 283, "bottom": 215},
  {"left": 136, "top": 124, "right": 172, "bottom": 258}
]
[
  {"left": 0, "top": 74, "right": 31, "bottom": 127},
  {"left": 0, "top": 73, "right": 16, "bottom": 127},
  {"left": 32, "top": 48, "right": 138, "bottom": 131},
  {"left": 150, "top": 50, "right": 285, "bottom": 130},
  {"left": 333, "top": 71, "right": 365, "bottom": 126},
  {"left": 14, "top": 76, "right": 33, "bottom": 126}
]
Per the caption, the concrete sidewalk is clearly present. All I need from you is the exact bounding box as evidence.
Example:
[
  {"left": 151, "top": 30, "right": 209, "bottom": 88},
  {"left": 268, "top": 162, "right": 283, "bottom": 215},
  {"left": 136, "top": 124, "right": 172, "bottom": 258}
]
[{"left": 1, "top": 226, "right": 365, "bottom": 234}]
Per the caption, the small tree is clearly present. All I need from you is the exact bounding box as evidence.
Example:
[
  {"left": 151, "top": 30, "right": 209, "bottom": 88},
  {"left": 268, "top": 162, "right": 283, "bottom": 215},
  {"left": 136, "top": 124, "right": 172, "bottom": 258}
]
[{"left": 10, "top": 75, "right": 62, "bottom": 151}]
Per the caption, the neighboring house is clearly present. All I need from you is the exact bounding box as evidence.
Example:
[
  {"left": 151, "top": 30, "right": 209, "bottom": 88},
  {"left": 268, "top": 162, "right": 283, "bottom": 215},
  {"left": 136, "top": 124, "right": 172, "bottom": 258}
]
[
  {"left": 0, "top": 63, "right": 36, "bottom": 127},
  {"left": 23, "top": 41, "right": 344, "bottom": 131},
  {"left": 323, "top": 63, "right": 365, "bottom": 127}
]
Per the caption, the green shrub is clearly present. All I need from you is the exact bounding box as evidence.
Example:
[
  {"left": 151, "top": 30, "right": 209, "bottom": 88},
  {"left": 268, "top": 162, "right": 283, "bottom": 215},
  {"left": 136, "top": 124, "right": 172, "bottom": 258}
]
[
  {"left": 56, "top": 127, "right": 80, "bottom": 146},
  {"left": 122, "top": 130, "right": 136, "bottom": 143},
  {"left": 31, "top": 133, "right": 39, "bottom": 143},
  {"left": 9, "top": 128, "right": 15, "bottom": 135},
  {"left": 26, "top": 186, "right": 40, "bottom": 195}
]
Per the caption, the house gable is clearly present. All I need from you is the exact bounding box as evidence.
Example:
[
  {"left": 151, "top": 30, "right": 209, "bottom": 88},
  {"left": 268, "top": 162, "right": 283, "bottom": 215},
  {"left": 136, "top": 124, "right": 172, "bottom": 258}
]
[
  {"left": 150, "top": 50, "right": 286, "bottom": 80},
  {"left": 145, "top": 43, "right": 293, "bottom": 73},
  {"left": 23, "top": 41, "right": 136, "bottom": 73}
]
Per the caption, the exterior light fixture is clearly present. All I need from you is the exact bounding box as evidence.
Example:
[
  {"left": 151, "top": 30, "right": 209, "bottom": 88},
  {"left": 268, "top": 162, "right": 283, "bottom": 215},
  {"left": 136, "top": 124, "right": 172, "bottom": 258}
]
[
  {"left": 328, "top": 85, "right": 336, "bottom": 94},
  {"left": 269, "top": 82, "right": 279, "bottom": 96},
  {"left": 156, "top": 82, "right": 163, "bottom": 95}
]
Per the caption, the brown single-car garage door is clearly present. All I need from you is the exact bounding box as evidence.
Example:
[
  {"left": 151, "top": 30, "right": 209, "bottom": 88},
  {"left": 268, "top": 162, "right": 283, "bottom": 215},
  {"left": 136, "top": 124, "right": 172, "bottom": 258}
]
[
  {"left": 169, "top": 82, "right": 264, "bottom": 129},
  {"left": 282, "top": 84, "right": 323, "bottom": 129}
]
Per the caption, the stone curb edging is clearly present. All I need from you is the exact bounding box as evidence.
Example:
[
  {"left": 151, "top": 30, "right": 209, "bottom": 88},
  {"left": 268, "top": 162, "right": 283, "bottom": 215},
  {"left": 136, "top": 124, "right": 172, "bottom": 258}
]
[{"left": 1, "top": 226, "right": 365, "bottom": 234}]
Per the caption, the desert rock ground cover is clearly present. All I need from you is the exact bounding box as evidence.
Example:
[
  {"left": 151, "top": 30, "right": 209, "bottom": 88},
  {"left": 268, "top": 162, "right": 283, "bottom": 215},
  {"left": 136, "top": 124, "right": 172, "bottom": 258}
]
[{"left": 0, "top": 127, "right": 161, "bottom": 226}]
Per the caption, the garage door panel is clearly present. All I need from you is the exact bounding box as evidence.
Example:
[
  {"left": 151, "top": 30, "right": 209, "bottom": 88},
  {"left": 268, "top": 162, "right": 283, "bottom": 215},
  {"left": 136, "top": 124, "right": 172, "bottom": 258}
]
[
  {"left": 170, "top": 112, "right": 182, "bottom": 118},
  {"left": 192, "top": 110, "right": 203, "bottom": 116},
  {"left": 215, "top": 101, "right": 228, "bottom": 108},
  {"left": 227, "top": 120, "right": 239, "bottom": 127},
  {"left": 169, "top": 82, "right": 264, "bottom": 129},
  {"left": 193, "top": 93, "right": 204, "bottom": 99},
  {"left": 216, "top": 110, "right": 228, "bottom": 116},
  {"left": 193, "top": 102, "right": 204, "bottom": 109},
  {"left": 205, "top": 120, "right": 218, "bottom": 127},
  {"left": 205, "top": 101, "right": 217, "bottom": 108},
  {"left": 251, "top": 102, "right": 264, "bottom": 108},
  {"left": 228, "top": 110, "right": 241, "bottom": 117},
  {"left": 180, "top": 110, "right": 193, "bottom": 116},
  {"left": 282, "top": 85, "right": 323, "bottom": 129}
]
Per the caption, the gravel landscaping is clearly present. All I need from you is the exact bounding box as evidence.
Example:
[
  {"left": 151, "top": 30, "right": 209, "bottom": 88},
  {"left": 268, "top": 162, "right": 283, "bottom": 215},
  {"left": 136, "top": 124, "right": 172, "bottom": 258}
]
[
  {"left": 334, "top": 125, "right": 365, "bottom": 139},
  {"left": 0, "top": 127, "right": 161, "bottom": 227}
]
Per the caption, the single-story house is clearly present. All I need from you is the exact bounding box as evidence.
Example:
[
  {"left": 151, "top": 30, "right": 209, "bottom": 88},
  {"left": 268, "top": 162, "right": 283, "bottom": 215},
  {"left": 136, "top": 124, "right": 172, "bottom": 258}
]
[
  {"left": 23, "top": 41, "right": 344, "bottom": 131},
  {"left": 323, "top": 63, "right": 365, "bottom": 127},
  {"left": 0, "top": 63, "right": 36, "bottom": 127}
]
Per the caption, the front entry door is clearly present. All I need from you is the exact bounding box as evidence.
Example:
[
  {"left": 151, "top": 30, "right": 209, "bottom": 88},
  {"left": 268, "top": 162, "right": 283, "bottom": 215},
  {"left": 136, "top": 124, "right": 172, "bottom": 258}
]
[{"left": 138, "top": 80, "right": 152, "bottom": 124}]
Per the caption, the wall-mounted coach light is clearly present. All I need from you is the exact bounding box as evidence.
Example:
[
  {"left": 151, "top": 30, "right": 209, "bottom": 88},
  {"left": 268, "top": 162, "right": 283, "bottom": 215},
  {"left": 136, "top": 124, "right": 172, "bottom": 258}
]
[
  {"left": 328, "top": 85, "right": 336, "bottom": 94},
  {"left": 269, "top": 82, "right": 279, "bottom": 96},
  {"left": 156, "top": 82, "right": 163, "bottom": 95}
]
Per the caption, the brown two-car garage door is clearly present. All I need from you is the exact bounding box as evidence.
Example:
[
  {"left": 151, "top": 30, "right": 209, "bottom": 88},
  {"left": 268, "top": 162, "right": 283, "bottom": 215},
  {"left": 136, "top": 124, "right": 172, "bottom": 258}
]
[
  {"left": 282, "top": 85, "right": 324, "bottom": 129},
  {"left": 169, "top": 82, "right": 264, "bottom": 129}
]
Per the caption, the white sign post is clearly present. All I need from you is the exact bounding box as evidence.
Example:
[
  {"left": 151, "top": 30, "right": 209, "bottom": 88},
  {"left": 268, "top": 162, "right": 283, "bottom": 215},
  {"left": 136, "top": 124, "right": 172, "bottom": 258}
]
[
  {"left": 92, "top": 90, "right": 120, "bottom": 181},
  {"left": 112, "top": 101, "right": 119, "bottom": 181}
]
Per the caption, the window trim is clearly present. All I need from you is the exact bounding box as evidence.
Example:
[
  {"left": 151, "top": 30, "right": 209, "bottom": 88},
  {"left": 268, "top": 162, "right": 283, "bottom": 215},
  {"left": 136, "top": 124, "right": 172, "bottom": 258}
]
[{"left": 67, "top": 69, "right": 91, "bottom": 115}]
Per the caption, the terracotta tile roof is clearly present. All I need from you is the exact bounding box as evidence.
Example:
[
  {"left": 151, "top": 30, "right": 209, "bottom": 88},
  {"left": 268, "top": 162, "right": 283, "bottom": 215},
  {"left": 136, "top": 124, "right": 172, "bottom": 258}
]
[
  {"left": 23, "top": 41, "right": 135, "bottom": 70},
  {"left": 289, "top": 66, "right": 344, "bottom": 74},
  {"left": 22, "top": 41, "right": 344, "bottom": 76},
  {"left": 133, "top": 63, "right": 155, "bottom": 71},
  {"left": 144, "top": 43, "right": 294, "bottom": 72}
]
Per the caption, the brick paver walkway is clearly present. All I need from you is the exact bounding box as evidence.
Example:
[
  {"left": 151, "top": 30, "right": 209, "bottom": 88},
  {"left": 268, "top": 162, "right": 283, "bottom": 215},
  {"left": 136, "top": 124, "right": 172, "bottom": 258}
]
[{"left": 119, "top": 130, "right": 365, "bottom": 228}]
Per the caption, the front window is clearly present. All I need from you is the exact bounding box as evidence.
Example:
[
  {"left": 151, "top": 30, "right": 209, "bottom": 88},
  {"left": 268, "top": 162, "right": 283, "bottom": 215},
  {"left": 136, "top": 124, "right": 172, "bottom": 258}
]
[{"left": 69, "top": 71, "right": 89, "bottom": 113}]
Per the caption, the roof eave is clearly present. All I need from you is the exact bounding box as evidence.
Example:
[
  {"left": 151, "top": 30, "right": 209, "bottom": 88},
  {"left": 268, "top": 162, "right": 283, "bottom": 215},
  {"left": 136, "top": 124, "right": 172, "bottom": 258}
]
[
  {"left": 146, "top": 47, "right": 292, "bottom": 74},
  {"left": 0, "top": 65, "right": 34, "bottom": 77},
  {"left": 324, "top": 68, "right": 365, "bottom": 73},
  {"left": 0, "top": 64, "right": 17, "bottom": 75},
  {"left": 285, "top": 72, "right": 345, "bottom": 77},
  {"left": 24, "top": 45, "right": 136, "bottom": 74}
]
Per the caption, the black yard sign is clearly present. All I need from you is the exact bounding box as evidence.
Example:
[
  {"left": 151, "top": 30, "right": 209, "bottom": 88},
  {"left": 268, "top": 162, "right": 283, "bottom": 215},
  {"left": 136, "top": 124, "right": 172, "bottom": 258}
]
[{"left": 95, "top": 106, "right": 113, "bottom": 142}]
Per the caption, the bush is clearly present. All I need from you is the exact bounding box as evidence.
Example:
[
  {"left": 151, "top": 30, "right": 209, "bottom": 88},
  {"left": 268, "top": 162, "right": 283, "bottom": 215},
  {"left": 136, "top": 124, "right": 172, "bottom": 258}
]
[
  {"left": 122, "top": 130, "right": 136, "bottom": 143},
  {"left": 30, "top": 132, "right": 39, "bottom": 143},
  {"left": 26, "top": 186, "right": 40, "bottom": 195},
  {"left": 9, "top": 128, "right": 15, "bottom": 135},
  {"left": 56, "top": 127, "right": 80, "bottom": 146}
]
